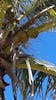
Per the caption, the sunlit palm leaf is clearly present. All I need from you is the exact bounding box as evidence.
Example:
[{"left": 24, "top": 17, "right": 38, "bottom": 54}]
[
  {"left": 15, "top": 56, "right": 56, "bottom": 98},
  {"left": 16, "top": 57, "right": 56, "bottom": 76},
  {"left": 0, "top": 0, "right": 10, "bottom": 28}
]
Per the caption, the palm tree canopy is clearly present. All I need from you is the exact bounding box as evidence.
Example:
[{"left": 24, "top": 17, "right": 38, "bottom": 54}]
[{"left": 0, "top": 0, "right": 56, "bottom": 99}]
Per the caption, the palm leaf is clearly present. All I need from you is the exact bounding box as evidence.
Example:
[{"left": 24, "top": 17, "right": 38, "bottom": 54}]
[
  {"left": 0, "top": 0, "right": 10, "bottom": 28},
  {"left": 15, "top": 56, "right": 56, "bottom": 77}
]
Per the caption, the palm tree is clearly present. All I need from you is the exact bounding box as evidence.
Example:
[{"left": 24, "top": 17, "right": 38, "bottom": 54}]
[{"left": 0, "top": 0, "right": 56, "bottom": 99}]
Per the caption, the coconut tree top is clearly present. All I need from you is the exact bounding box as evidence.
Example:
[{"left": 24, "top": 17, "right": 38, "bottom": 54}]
[{"left": 0, "top": 0, "right": 56, "bottom": 99}]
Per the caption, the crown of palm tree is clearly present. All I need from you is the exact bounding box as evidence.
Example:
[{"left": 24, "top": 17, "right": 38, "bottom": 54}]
[{"left": 0, "top": 0, "right": 56, "bottom": 99}]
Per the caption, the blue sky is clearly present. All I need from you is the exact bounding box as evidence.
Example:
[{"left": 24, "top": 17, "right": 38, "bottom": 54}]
[
  {"left": 4, "top": 31, "right": 56, "bottom": 100},
  {"left": 25, "top": 31, "right": 56, "bottom": 64}
]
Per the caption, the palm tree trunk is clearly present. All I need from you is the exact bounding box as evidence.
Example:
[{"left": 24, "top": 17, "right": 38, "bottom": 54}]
[{"left": 0, "top": 88, "right": 5, "bottom": 100}]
